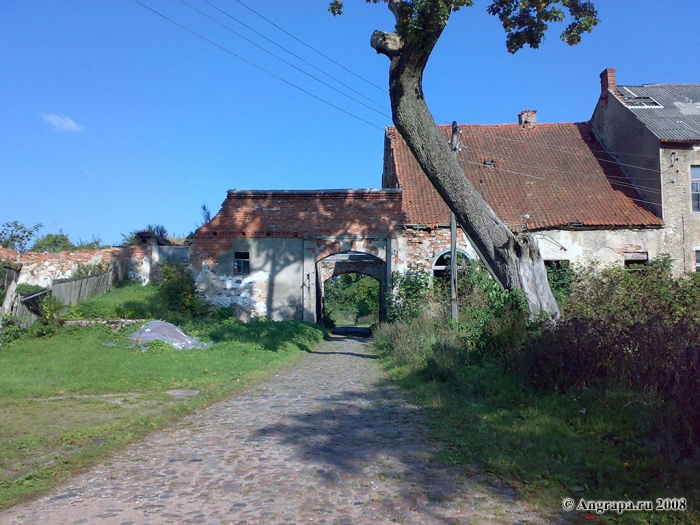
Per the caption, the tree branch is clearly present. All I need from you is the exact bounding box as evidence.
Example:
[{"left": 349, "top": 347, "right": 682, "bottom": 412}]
[
  {"left": 388, "top": 0, "right": 402, "bottom": 25},
  {"left": 370, "top": 30, "right": 402, "bottom": 57}
]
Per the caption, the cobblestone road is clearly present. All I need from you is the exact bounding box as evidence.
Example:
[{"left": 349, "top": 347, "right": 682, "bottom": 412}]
[{"left": 0, "top": 331, "right": 560, "bottom": 525}]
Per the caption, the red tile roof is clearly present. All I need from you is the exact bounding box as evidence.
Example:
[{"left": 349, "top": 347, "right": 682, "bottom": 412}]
[{"left": 385, "top": 122, "right": 663, "bottom": 231}]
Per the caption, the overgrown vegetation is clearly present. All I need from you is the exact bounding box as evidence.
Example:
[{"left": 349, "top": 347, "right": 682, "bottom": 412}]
[
  {"left": 0, "top": 268, "right": 325, "bottom": 509},
  {"left": 324, "top": 274, "right": 379, "bottom": 327},
  {"left": 19, "top": 263, "right": 207, "bottom": 332},
  {"left": 374, "top": 257, "right": 698, "bottom": 524}
]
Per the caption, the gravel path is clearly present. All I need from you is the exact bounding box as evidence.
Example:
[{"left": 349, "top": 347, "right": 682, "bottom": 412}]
[{"left": 0, "top": 331, "right": 559, "bottom": 525}]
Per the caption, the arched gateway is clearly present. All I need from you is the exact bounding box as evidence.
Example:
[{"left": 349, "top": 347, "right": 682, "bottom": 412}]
[
  {"left": 191, "top": 189, "right": 400, "bottom": 323},
  {"left": 314, "top": 249, "right": 388, "bottom": 323}
]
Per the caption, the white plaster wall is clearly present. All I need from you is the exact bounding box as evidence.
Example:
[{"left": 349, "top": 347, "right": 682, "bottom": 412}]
[
  {"left": 396, "top": 226, "right": 666, "bottom": 273},
  {"left": 534, "top": 228, "right": 664, "bottom": 266},
  {"left": 195, "top": 238, "right": 304, "bottom": 321},
  {"left": 17, "top": 255, "right": 109, "bottom": 287}
]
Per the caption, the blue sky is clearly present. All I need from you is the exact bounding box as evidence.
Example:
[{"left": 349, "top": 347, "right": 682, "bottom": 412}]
[{"left": 1, "top": 0, "right": 699, "bottom": 246}]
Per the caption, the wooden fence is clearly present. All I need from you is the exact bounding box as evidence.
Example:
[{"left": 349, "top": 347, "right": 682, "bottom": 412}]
[
  {"left": 52, "top": 270, "right": 112, "bottom": 306},
  {"left": 1, "top": 269, "right": 114, "bottom": 330}
]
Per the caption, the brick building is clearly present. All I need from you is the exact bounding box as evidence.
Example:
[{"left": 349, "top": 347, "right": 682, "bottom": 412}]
[
  {"left": 191, "top": 190, "right": 402, "bottom": 322},
  {"left": 193, "top": 68, "right": 700, "bottom": 323},
  {"left": 591, "top": 68, "right": 700, "bottom": 272}
]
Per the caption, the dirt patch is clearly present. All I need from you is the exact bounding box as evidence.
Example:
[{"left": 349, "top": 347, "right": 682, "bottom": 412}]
[{"left": 0, "top": 393, "right": 176, "bottom": 480}]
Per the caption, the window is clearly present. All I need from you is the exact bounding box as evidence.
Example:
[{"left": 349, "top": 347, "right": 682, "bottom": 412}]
[
  {"left": 432, "top": 250, "right": 469, "bottom": 279},
  {"left": 234, "top": 252, "right": 250, "bottom": 275},
  {"left": 624, "top": 252, "right": 648, "bottom": 269},
  {"left": 692, "top": 166, "right": 700, "bottom": 212},
  {"left": 695, "top": 250, "right": 700, "bottom": 273}
]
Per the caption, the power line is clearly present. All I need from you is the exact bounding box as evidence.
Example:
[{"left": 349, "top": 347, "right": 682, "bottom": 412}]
[
  {"left": 198, "top": 0, "right": 390, "bottom": 112},
  {"left": 230, "top": 0, "right": 387, "bottom": 94},
  {"left": 462, "top": 146, "right": 664, "bottom": 195},
  {"left": 131, "top": 0, "right": 385, "bottom": 130},
  {"left": 177, "top": 0, "right": 391, "bottom": 119},
  {"left": 460, "top": 157, "right": 663, "bottom": 209},
  {"left": 463, "top": 130, "right": 663, "bottom": 175}
]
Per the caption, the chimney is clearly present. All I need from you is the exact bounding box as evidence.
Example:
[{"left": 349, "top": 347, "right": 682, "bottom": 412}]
[
  {"left": 518, "top": 109, "right": 537, "bottom": 129},
  {"left": 600, "top": 67, "right": 616, "bottom": 94}
]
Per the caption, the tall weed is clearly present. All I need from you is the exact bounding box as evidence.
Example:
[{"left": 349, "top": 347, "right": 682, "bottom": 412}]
[{"left": 524, "top": 256, "right": 700, "bottom": 454}]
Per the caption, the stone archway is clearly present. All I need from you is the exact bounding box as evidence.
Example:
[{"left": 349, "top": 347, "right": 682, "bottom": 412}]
[{"left": 316, "top": 251, "right": 387, "bottom": 323}]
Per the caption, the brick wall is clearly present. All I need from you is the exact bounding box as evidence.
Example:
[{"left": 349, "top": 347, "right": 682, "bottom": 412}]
[
  {"left": 394, "top": 227, "right": 475, "bottom": 273},
  {"left": 192, "top": 189, "right": 403, "bottom": 265},
  {"left": 0, "top": 245, "right": 155, "bottom": 286}
]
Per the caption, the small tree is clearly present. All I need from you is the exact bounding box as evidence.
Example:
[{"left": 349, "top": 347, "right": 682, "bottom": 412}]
[
  {"left": 30, "top": 230, "right": 77, "bottom": 253},
  {"left": 0, "top": 221, "right": 43, "bottom": 253}
]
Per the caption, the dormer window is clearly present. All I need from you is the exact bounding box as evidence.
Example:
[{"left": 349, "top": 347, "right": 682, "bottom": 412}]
[{"left": 692, "top": 166, "right": 700, "bottom": 212}]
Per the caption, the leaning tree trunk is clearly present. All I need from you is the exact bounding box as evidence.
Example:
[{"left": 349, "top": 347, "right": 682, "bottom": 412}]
[{"left": 371, "top": 8, "right": 559, "bottom": 318}]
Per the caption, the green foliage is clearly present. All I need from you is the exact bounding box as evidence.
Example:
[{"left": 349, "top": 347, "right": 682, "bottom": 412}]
[
  {"left": 0, "top": 315, "right": 24, "bottom": 347},
  {"left": 15, "top": 284, "right": 45, "bottom": 295},
  {"left": 521, "top": 256, "right": 700, "bottom": 454},
  {"left": 324, "top": 274, "right": 379, "bottom": 326},
  {"left": 378, "top": 259, "right": 528, "bottom": 374},
  {"left": 121, "top": 224, "right": 168, "bottom": 245},
  {"left": 386, "top": 270, "right": 432, "bottom": 323},
  {"left": 30, "top": 230, "right": 76, "bottom": 253},
  {"left": 329, "top": 0, "right": 598, "bottom": 54},
  {"left": 73, "top": 261, "right": 108, "bottom": 278},
  {"left": 158, "top": 263, "right": 204, "bottom": 319},
  {"left": 374, "top": 255, "right": 700, "bottom": 522},
  {"left": 75, "top": 236, "right": 105, "bottom": 250},
  {"left": 320, "top": 308, "right": 336, "bottom": 331},
  {"left": 545, "top": 260, "right": 573, "bottom": 307},
  {"left": 65, "top": 269, "right": 204, "bottom": 325},
  {"left": 0, "top": 222, "right": 42, "bottom": 253}
]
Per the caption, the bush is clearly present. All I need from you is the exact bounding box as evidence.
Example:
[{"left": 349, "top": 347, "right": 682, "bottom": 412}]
[
  {"left": 158, "top": 263, "right": 204, "bottom": 318},
  {"left": 15, "top": 284, "right": 45, "bottom": 294},
  {"left": 0, "top": 314, "right": 24, "bottom": 347},
  {"left": 73, "top": 261, "right": 108, "bottom": 277},
  {"left": 386, "top": 270, "right": 432, "bottom": 323},
  {"left": 522, "top": 256, "right": 700, "bottom": 453}
]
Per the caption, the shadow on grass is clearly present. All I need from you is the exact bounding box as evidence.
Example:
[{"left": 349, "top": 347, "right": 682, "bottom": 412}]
[
  {"left": 390, "top": 363, "right": 700, "bottom": 525},
  {"left": 205, "top": 319, "right": 325, "bottom": 352}
]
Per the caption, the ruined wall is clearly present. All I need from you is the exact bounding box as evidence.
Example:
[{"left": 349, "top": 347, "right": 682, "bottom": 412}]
[
  {"left": 394, "top": 227, "right": 477, "bottom": 274},
  {"left": 194, "top": 238, "right": 304, "bottom": 322},
  {"left": 535, "top": 228, "right": 664, "bottom": 265},
  {"left": 0, "top": 245, "right": 155, "bottom": 287},
  {"left": 191, "top": 189, "right": 402, "bottom": 267},
  {"left": 591, "top": 89, "right": 663, "bottom": 217},
  {"left": 394, "top": 225, "right": 666, "bottom": 273},
  {"left": 191, "top": 189, "right": 402, "bottom": 321},
  {"left": 591, "top": 81, "right": 700, "bottom": 273}
]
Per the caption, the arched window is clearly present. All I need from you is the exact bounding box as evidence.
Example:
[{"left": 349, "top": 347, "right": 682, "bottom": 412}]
[{"left": 432, "top": 249, "right": 469, "bottom": 278}]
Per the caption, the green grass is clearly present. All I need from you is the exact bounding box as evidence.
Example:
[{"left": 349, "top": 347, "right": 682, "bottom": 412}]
[
  {"left": 63, "top": 281, "right": 164, "bottom": 320},
  {"left": 382, "top": 359, "right": 698, "bottom": 525},
  {"left": 0, "top": 282, "right": 326, "bottom": 510}
]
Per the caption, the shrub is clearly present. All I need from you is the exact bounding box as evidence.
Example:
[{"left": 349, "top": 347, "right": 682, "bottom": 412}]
[
  {"left": 522, "top": 256, "right": 700, "bottom": 453},
  {"left": 73, "top": 261, "right": 108, "bottom": 277},
  {"left": 15, "top": 284, "right": 45, "bottom": 294},
  {"left": 0, "top": 314, "right": 24, "bottom": 347},
  {"left": 386, "top": 270, "right": 432, "bottom": 323},
  {"left": 157, "top": 263, "right": 205, "bottom": 319}
]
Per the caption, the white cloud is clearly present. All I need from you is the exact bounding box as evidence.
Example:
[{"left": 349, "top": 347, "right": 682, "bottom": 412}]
[{"left": 41, "top": 113, "right": 84, "bottom": 132}]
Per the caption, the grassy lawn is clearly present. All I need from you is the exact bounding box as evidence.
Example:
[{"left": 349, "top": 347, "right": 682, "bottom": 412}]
[
  {"left": 0, "top": 283, "right": 325, "bottom": 510},
  {"left": 383, "top": 360, "right": 698, "bottom": 525}
]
